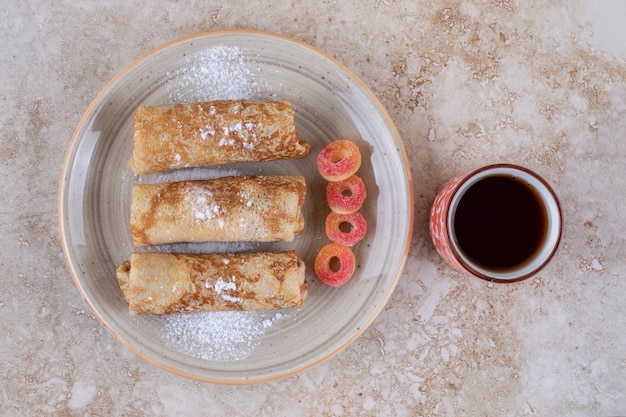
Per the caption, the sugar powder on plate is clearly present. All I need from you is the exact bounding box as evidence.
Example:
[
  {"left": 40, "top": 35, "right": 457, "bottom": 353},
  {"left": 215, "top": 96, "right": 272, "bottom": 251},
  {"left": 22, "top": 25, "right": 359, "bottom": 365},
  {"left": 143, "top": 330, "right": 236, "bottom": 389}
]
[
  {"left": 166, "top": 45, "right": 267, "bottom": 103},
  {"left": 161, "top": 311, "right": 288, "bottom": 362},
  {"left": 157, "top": 45, "right": 287, "bottom": 362}
]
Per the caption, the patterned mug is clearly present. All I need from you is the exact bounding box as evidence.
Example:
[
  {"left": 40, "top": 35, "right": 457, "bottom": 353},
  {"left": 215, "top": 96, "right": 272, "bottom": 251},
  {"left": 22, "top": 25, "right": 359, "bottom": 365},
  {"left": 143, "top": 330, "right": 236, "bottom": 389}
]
[{"left": 429, "top": 164, "right": 562, "bottom": 283}]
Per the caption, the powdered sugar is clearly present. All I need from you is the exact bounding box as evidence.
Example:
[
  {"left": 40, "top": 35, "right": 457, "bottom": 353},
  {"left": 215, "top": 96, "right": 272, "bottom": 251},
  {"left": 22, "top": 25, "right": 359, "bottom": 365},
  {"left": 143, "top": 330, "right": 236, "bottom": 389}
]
[
  {"left": 212, "top": 276, "right": 240, "bottom": 303},
  {"left": 199, "top": 126, "right": 215, "bottom": 140},
  {"left": 161, "top": 311, "right": 290, "bottom": 361},
  {"left": 187, "top": 186, "right": 221, "bottom": 221},
  {"left": 166, "top": 45, "right": 266, "bottom": 103},
  {"left": 217, "top": 120, "right": 262, "bottom": 150}
]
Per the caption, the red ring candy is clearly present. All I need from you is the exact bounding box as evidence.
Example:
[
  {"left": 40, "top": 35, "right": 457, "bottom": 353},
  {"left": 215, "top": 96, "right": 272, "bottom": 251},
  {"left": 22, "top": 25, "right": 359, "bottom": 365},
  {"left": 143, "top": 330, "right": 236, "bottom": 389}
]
[
  {"left": 317, "top": 140, "right": 362, "bottom": 182},
  {"left": 314, "top": 243, "right": 356, "bottom": 287},
  {"left": 325, "top": 211, "right": 367, "bottom": 247},
  {"left": 326, "top": 175, "right": 367, "bottom": 214}
]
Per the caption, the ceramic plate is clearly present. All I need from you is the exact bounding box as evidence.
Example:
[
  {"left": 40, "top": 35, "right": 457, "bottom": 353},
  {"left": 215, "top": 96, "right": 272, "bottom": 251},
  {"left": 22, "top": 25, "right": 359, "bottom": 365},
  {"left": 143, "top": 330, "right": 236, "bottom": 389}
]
[{"left": 58, "top": 30, "right": 413, "bottom": 384}]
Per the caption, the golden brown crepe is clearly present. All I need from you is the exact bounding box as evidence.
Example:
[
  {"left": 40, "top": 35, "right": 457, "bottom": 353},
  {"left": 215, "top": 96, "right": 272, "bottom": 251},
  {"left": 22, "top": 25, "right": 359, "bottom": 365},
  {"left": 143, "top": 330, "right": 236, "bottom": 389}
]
[
  {"left": 130, "top": 175, "right": 306, "bottom": 247},
  {"left": 129, "top": 100, "right": 311, "bottom": 175},
  {"left": 116, "top": 251, "right": 307, "bottom": 315}
]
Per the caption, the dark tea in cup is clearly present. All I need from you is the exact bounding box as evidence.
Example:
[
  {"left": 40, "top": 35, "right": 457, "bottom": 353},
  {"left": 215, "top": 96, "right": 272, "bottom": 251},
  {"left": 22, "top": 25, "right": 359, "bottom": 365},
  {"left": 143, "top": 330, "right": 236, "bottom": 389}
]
[{"left": 430, "top": 164, "right": 562, "bottom": 283}]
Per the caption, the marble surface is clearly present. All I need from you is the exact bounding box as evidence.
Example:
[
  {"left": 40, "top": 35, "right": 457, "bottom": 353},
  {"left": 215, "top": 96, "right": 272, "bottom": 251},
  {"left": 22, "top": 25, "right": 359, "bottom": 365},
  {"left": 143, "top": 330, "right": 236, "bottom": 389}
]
[{"left": 2, "top": 0, "right": 626, "bottom": 415}]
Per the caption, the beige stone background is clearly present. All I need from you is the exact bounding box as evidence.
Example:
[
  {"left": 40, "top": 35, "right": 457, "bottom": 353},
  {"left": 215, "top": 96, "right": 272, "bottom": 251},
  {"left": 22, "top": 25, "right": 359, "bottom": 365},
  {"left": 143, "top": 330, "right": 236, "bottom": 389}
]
[{"left": 2, "top": 0, "right": 626, "bottom": 415}]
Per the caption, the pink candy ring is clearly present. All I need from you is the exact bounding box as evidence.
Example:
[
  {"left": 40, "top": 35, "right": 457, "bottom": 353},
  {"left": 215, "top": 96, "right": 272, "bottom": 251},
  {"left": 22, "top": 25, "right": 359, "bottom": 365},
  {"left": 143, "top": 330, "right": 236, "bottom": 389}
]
[
  {"left": 314, "top": 243, "right": 356, "bottom": 287},
  {"left": 317, "top": 140, "right": 362, "bottom": 182},
  {"left": 326, "top": 175, "right": 367, "bottom": 214},
  {"left": 325, "top": 211, "right": 367, "bottom": 246}
]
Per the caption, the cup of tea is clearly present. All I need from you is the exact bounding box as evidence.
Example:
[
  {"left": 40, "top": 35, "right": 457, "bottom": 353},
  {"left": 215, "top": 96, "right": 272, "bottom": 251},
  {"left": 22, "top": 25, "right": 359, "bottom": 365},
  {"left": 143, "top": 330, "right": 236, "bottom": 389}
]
[{"left": 429, "top": 164, "right": 562, "bottom": 283}]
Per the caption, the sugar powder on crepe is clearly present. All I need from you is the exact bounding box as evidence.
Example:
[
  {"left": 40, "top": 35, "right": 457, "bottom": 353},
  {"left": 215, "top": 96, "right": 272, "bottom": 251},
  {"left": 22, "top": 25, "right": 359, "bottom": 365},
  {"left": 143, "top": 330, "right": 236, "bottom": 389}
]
[{"left": 156, "top": 46, "right": 288, "bottom": 362}]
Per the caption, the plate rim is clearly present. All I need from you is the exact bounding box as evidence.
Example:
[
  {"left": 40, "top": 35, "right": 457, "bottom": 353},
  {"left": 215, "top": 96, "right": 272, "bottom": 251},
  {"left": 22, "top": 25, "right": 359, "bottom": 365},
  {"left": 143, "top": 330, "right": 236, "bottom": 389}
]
[{"left": 58, "top": 28, "right": 414, "bottom": 384}]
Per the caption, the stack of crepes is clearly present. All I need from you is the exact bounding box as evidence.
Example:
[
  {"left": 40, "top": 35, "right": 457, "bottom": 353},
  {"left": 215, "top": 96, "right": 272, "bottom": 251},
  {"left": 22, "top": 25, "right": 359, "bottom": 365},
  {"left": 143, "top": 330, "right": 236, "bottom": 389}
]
[{"left": 116, "top": 100, "right": 311, "bottom": 315}]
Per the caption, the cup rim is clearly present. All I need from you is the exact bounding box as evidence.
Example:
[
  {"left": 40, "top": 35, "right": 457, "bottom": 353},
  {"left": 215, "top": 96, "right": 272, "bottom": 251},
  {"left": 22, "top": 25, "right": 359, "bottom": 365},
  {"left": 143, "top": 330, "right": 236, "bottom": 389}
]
[{"left": 445, "top": 163, "right": 563, "bottom": 283}]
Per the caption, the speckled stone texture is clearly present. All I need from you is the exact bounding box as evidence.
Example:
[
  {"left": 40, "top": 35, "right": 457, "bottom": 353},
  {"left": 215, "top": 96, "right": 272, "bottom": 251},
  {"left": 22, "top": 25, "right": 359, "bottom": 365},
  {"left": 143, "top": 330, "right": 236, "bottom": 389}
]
[{"left": 2, "top": 0, "right": 626, "bottom": 415}]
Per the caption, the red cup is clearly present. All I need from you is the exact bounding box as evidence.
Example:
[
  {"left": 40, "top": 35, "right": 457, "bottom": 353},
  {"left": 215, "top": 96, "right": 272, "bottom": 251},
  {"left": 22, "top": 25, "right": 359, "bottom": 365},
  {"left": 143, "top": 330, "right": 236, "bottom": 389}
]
[{"left": 429, "top": 164, "right": 562, "bottom": 283}]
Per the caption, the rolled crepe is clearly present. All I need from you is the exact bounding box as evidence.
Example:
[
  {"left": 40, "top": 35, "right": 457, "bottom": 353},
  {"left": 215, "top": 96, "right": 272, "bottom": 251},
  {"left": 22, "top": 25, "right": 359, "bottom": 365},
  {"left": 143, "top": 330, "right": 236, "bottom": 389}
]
[
  {"left": 116, "top": 251, "right": 307, "bottom": 314},
  {"left": 130, "top": 175, "right": 306, "bottom": 247},
  {"left": 129, "top": 100, "right": 311, "bottom": 175}
]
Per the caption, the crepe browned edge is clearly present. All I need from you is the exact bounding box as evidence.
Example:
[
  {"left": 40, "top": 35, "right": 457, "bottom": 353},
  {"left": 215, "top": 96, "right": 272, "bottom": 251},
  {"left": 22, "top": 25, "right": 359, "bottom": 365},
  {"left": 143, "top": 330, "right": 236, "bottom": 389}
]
[
  {"left": 116, "top": 251, "right": 307, "bottom": 315},
  {"left": 130, "top": 175, "right": 307, "bottom": 247},
  {"left": 129, "top": 100, "right": 311, "bottom": 175}
]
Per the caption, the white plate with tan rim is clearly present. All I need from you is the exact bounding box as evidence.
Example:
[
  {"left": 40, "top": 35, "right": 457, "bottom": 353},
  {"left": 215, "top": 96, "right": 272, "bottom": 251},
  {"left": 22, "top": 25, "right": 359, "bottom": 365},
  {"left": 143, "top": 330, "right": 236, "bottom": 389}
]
[{"left": 58, "top": 29, "right": 413, "bottom": 384}]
